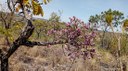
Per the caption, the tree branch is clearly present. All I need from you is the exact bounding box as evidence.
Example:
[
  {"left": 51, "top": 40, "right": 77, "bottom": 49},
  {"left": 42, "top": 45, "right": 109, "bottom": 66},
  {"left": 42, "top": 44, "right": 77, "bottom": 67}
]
[
  {"left": 6, "top": 20, "right": 34, "bottom": 58},
  {"left": 23, "top": 40, "right": 68, "bottom": 47}
]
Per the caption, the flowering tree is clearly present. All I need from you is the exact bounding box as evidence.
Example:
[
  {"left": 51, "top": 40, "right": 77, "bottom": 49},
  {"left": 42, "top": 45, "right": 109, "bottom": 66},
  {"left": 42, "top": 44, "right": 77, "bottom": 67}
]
[
  {"left": 48, "top": 16, "right": 97, "bottom": 60},
  {"left": 0, "top": 0, "right": 97, "bottom": 71}
]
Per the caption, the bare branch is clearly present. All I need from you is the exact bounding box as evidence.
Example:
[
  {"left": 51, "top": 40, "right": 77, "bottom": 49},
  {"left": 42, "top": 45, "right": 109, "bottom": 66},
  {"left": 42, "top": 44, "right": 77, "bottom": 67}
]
[
  {"left": 6, "top": 20, "right": 34, "bottom": 58},
  {"left": 23, "top": 40, "right": 68, "bottom": 47},
  {"left": 7, "top": 0, "right": 12, "bottom": 12},
  {"left": 0, "top": 12, "right": 7, "bottom": 26}
]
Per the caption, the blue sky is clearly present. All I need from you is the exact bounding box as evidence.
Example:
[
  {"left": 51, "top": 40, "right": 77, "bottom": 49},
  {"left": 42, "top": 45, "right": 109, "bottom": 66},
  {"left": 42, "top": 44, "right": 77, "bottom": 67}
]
[
  {"left": 0, "top": 0, "right": 128, "bottom": 22},
  {"left": 43, "top": 0, "right": 128, "bottom": 22},
  {"left": 42, "top": 0, "right": 128, "bottom": 22}
]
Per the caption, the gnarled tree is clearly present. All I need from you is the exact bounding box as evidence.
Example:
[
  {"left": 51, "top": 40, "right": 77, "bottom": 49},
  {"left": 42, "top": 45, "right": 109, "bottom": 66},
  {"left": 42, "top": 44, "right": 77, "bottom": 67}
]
[
  {"left": 0, "top": 0, "right": 97, "bottom": 71},
  {"left": 0, "top": 0, "right": 65, "bottom": 71}
]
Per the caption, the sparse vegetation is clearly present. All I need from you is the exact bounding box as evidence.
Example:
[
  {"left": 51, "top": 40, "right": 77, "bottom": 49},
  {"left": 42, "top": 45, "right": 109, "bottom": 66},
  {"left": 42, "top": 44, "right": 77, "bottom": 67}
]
[{"left": 0, "top": 0, "right": 128, "bottom": 71}]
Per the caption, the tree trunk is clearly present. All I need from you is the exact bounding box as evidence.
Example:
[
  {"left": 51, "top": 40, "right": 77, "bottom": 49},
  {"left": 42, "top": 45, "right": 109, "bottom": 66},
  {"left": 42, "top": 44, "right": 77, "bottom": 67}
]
[
  {"left": 101, "top": 26, "right": 108, "bottom": 48},
  {"left": 1, "top": 55, "right": 8, "bottom": 71},
  {"left": 0, "top": 20, "right": 34, "bottom": 71}
]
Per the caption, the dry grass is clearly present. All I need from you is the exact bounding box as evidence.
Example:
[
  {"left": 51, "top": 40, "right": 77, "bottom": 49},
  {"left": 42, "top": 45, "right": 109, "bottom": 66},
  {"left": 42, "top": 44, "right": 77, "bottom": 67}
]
[{"left": 0, "top": 44, "right": 125, "bottom": 71}]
